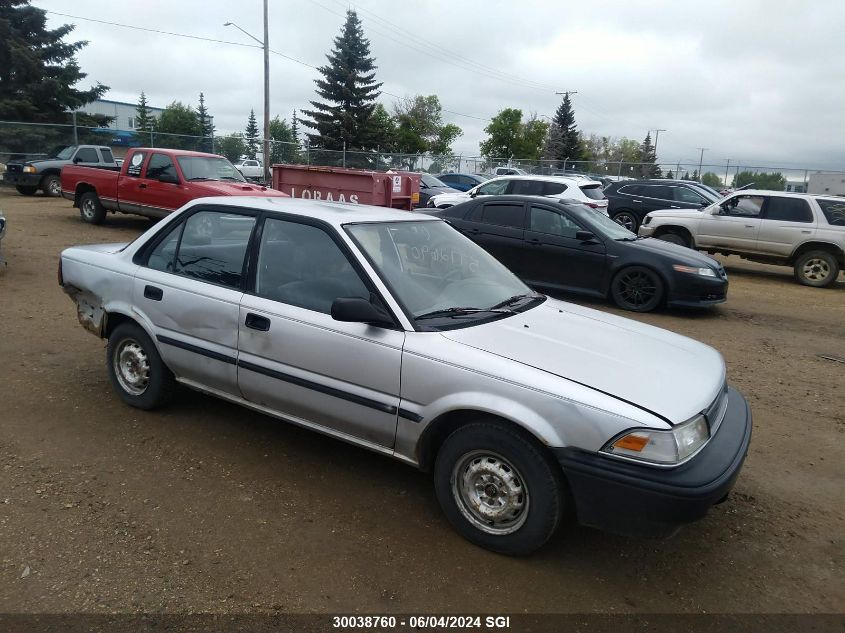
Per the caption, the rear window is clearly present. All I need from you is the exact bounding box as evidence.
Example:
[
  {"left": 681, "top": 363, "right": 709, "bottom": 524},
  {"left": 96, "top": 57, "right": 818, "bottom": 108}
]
[
  {"left": 100, "top": 148, "right": 115, "bottom": 163},
  {"left": 816, "top": 199, "right": 845, "bottom": 226},
  {"left": 580, "top": 184, "right": 604, "bottom": 200}
]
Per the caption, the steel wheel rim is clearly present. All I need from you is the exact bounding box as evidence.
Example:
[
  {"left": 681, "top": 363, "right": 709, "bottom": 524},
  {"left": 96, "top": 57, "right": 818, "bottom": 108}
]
[
  {"left": 113, "top": 338, "right": 150, "bottom": 396},
  {"left": 81, "top": 198, "right": 96, "bottom": 220},
  {"left": 614, "top": 213, "right": 636, "bottom": 231},
  {"left": 617, "top": 270, "right": 658, "bottom": 307},
  {"left": 48, "top": 179, "right": 61, "bottom": 195},
  {"left": 803, "top": 258, "right": 830, "bottom": 281},
  {"left": 451, "top": 450, "right": 529, "bottom": 535}
]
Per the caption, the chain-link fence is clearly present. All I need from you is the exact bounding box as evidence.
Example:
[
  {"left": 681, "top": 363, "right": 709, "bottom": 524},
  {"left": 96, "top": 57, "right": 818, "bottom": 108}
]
[{"left": 1, "top": 121, "right": 841, "bottom": 195}]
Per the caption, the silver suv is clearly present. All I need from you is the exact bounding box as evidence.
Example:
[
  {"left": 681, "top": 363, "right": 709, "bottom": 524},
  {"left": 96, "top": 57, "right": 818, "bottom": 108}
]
[
  {"left": 59, "top": 197, "right": 750, "bottom": 554},
  {"left": 639, "top": 191, "right": 845, "bottom": 287}
]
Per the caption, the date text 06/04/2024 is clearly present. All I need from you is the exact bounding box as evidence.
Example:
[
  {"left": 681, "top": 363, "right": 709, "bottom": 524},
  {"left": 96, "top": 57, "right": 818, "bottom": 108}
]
[{"left": 332, "top": 615, "right": 511, "bottom": 629}]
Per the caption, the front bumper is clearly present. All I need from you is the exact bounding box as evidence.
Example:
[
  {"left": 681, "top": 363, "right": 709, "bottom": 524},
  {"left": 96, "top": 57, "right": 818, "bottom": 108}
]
[
  {"left": 638, "top": 225, "right": 656, "bottom": 237},
  {"left": 556, "top": 385, "right": 752, "bottom": 537},
  {"left": 2, "top": 172, "right": 41, "bottom": 187},
  {"left": 667, "top": 271, "right": 728, "bottom": 308}
]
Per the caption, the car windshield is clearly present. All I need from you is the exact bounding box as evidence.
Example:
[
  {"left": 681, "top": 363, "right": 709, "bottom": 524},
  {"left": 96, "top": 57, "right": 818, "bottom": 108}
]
[
  {"left": 421, "top": 174, "right": 447, "bottom": 187},
  {"left": 54, "top": 146, "right": 76, "bottom": 160},
  {"left": 176, "top": 156, "right": 245, "bottom": 182},
  {"left": 690, "top": 184, "right": 721, "bottom": 202},
  {"left": 572, "top": 205, "right": 637, "bottom": 240},
  {"left": 345, "top": 220, "right": 536, "bottom": 325}
]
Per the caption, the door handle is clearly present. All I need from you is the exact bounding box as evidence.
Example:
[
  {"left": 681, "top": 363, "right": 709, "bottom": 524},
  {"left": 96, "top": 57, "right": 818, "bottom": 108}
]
[
  {"left": 143, "top": 285, "right": 163, "bottom": 301},
  {"left": 527, "top": 238, "right": 542, "bottom": 246},
  {"left": 245, "top": 313, "right": 271, "bottom": 332},
  {"left": 800, "top": 229, "right": 812, "bottom": 234},
  {"left": 138, "top": 183, "right": 147, "bottom": 189},
  {"left": 670, "top": 205, "right": 681, "bottom": 208},
  {"left": 745, "top": 224, "right": 755, "bottom": 228},
  {"left": 464, "top": 228, "right": 480, "bottom": 235}
]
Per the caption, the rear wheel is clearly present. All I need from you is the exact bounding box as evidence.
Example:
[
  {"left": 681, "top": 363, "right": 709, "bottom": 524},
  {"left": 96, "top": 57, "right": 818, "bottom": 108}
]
[
  {"left": 434, "top": 420, "right": 565, "bottom": 555},
  {"left": 79, "top": 191, "right": 107, "bottom": 225},
  {"left": 656, "top": 230, "right": 691, "bottom": 248},
  {"left": 793, "top": 250, "right": 840, "bottom": 287},
  {"left": 611, "top": 266, "right": 664, "bottom": 312},
  {"left": 106, "top": 322, "right": 176, "bottom": 409},
  {"left": 41, "top": 175, "right": 61, "bottom": 197},
  {"left": 15, "top": 185, "right": 37, "bottom": 196},
  {"left": 612, "top": 210, "right": 639, "bottom": 232}
]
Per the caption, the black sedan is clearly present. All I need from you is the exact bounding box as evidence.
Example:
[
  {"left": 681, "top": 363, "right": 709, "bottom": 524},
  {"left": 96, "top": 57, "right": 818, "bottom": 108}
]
[
  {"left": 417, "top": 173, "right": 459, "bottom": 207},
  {"left": 423, "top": 195, "right": 728, "bottom": 312}
]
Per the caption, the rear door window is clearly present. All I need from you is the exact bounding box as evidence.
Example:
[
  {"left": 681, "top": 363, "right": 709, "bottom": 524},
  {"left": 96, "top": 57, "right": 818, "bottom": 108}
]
[
  {"left": 641, "top": 185, "right": 672, "bottom": 201},
  {"left": 764, "top": 197, "right": 814, "bottom": 223},
  {"left": 816, "top": 199, "right": 845, "bottom": 226},
  {"left": 509, "top": 180, "right": 545, "bottom": 195},
  {"left": 481, "top": 202, "right": 526, "bottom": 228}
]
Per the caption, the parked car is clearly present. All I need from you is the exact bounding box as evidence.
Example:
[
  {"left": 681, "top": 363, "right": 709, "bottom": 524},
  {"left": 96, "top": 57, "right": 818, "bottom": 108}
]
[
  {"left": 61, "top": 147, "right": 287, "bottom": 224},
  {"left": 234, "top": 158, "right": 264, "bottom": 181},
  {"left": 59, "top": 196, "right": 751, "bottom": 555},
  {"left": 639, "top": 191, "right": 845, "bottom": 287},
  {"left": 416, "top": 173, "right": 458, "bottom": 207},
  {"left": 0, "top": 209, "right": 6, "bottom": 267},
  {"left": 425, "top": 196, "right": 727, "bottom": 311},
  {"left": 493, "top": 167, "right": 528, "bottom": 176},
  {"left": 3, "top": 145, "right": 118, "bottom": 197},
  {"left": 428, "top": 175, "right": 609, "bottom": 213},
  {"left": 436, "top": 172, "right": 489, "bottom": 192},
  {"left": 604, "top": 179, "right": 721, "bottom": 232}
]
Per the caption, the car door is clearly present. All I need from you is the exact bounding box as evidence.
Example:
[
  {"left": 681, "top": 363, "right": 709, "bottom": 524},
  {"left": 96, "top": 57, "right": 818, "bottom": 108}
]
[
  {"left": 698, "top": 194, "right": 766, "bottom": 251},
  {"left": 462, "top": 200, "right": 526, "bottom": 274},
  {"left": 133, "top": 207, "right": 257, "bottom": 395},
  {"left": 117, "top": 150, "right": 150, "bottom": 214},
  {"left": 521, "top": 204, "right": 606, "bottom": 294},
  {"left": 138, "top": 153, "right": 194, "bottom": 216},
  {"left": 757, "top": 196, "right": 816, "bottom": 256},
  {"left": 237, "top": 216, "right": 404, "bottom": 448}
]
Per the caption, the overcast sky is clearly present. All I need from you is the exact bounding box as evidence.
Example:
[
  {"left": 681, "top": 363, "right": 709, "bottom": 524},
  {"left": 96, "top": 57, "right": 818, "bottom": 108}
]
[{"left": 35, "top": 0, "right": 845, "bottom": 172}]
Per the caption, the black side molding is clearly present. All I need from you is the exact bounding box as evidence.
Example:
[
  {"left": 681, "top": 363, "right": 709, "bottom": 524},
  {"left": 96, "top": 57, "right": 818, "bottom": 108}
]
[
  {"left": 156, "top": 335, "right": 236, "bottom": 365},
  {"left": 398, "top": 408, "right": 423, "bottom": 423}
]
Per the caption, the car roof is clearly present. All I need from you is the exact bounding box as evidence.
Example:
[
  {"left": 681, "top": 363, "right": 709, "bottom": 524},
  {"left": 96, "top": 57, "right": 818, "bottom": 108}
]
[
  {"left": 486, "top": 174, "right": 602, "bottom": 185},
  {"left": 135, "top": 147, "right": 225, "bottom": 159},
  {"left": 445, "top": 194, "right": 588, "bottom": 209},
  {"left": 724, "top": 189, "right": 817, "bottom": 199},
  {"left": 185, "top": 196, "right": 442, "bottom": 226}
]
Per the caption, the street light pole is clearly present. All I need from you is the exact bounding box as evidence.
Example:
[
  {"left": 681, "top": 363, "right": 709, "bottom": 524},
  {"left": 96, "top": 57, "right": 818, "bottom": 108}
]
[
  {"left": 724, "top": 158, "right": 731, "bottom": 186},
  {"left": 696, "top": 147, "right": 708, "bottom": 181},
  {"left": 225, "top": 6, "right": 271, "bottom": 183}
]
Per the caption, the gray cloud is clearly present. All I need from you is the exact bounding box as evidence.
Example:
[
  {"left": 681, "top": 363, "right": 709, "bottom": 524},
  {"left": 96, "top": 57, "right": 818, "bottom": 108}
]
[{"left": 37, "top": 0, "right": 844, "bottom": 171}]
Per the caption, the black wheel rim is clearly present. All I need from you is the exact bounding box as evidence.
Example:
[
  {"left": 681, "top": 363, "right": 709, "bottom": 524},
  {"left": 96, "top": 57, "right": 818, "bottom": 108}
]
[
  {"left": 614, "top": 213, "right": 636, "bottom": 231},
  {"left": 617, "top": 270, "right": 658, "bottom": 307}
]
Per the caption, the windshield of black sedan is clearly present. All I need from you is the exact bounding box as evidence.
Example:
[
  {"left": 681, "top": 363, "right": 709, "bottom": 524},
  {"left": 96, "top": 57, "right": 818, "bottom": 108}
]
[
  {"left": 176, "top": 156, "right": 245, "bottom": 182},
  {"left": 346, "top": 220, "right": 532, "bottom": 320}
]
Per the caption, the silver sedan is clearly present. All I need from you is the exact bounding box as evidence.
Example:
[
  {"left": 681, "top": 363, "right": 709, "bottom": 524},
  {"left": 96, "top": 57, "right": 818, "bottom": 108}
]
[{"left": 59, "top": 197, "right": 751, "bottom": 554}]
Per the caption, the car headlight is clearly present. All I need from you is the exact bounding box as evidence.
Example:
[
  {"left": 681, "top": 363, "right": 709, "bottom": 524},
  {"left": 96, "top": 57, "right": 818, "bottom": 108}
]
[
  {"left": 601, "top": 415, "right": 709, "bottom": 465},
  {"left": 643, "top": 215, "right": 652, "bottom": 226},
  {"left": 673, "top": 264, "right": 717, "bottom": 277},
  {"left": 23, "top": 166, "right": 36, "bottom": 173}
]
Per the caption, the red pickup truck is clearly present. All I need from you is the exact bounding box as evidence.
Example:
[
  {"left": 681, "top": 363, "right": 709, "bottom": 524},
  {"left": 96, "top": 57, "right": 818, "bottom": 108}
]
[{"left": 61, "top": 148, "right": 287, "bottom": 224}]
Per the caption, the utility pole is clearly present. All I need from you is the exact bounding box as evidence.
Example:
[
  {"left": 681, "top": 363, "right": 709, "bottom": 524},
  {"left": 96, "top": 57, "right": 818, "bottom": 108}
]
[
  {"left": 555, "top": 91, "right": 579, "bottom": 98},
  {"left": 651, "top": 129, "right": 666, "bottom": 158},
  {"left": 696, "top": 147, "right": 708, "bottom": 180},
  {"left": 724, "top": 158, "right": 731, "bottom": 186}
]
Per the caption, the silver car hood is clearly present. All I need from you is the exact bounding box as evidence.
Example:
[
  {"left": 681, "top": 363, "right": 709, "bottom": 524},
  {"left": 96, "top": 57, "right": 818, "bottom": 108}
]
[
  {"left": 647, "top": 208, "right": 707, "bottom": 218},
  {"left": 441, "top": 299, "right": 725, "bottom": 423}
]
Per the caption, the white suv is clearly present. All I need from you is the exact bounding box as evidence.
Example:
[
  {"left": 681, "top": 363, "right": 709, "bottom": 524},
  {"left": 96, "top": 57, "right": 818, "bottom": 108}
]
[
  {"left": 427, "top": 175, "right": 609, "bottom": 214},
  {"left": 639, "top": 190, "right": 845, "bottom": 287}
]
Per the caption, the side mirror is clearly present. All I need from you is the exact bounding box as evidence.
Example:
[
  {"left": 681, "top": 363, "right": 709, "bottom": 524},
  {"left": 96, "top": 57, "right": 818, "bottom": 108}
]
[
  {"left": 331, "top": 297, "right": 393, "bottom": 327},
  {"left": 469, "top": 189, "right": 478, "bottom": 198},
  {"left": 72, "top": 156, "right": 81, "bottom": 164},
  {"left": 576, "top": 230, "right": 598, "bottom": 243}
]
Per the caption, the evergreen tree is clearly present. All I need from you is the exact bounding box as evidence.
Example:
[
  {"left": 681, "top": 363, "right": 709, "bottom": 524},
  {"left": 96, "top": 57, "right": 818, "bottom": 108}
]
[
  {"left": 665, "top": 169, "right": 675, "bottom": 179},
  {"left": 135, "top": 92, "right": 156, "bottom": 132},
  {"left": 196, "top": 92, "right": 215, "bottom": 152},
  {"left": 0, "top": 0, "right": 107, "bottom": 122},
  {"left": 638, "top": 132, "right": 659, "bottom": 178},
  {"left": 300, "top": 10, "right": 383, "bottom": 151},
  {"left": 552, "top": 93, "right": 581, "bottom": 164},
  {"left": 291, "top": 110, "right": 300, "bottom": 145},
  {"left": 690, "top": 169, "right": 698, "bottom": 181},
  {"left": 683, "top": 171, "right": 691, "bottom": 180},
  {"left": 245, "top": 109, "right": 260, "bottom": 160}
]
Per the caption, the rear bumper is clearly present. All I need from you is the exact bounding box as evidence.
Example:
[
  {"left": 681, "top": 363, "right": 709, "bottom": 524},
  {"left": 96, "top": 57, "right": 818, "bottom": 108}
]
[
  {"left": 556, "top": 386, "right": 752, "bottom": 537},
  {"left": 2, "top": 172, "right": 41, "bottom": 187}
]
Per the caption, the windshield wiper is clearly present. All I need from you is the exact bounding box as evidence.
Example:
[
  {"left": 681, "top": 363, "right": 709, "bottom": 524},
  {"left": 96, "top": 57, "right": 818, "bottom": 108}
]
[
  {"left": 489, "top": 292, "right": 542, "bottom": 310},
  {"left": 415, "top": 306, "right": 515, "bottom": 320}
]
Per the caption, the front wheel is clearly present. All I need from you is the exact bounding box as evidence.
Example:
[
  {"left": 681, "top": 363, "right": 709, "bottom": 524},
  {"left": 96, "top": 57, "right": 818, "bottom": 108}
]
[
  {"left": 434, "top": 421, "right": 565, "bottom": 555},
  {"left": 106, "top": 322, "right": 176, "bottom": 410},
  {"left": 79, "top": 191, "right": 107, "bottom": 224},
  {"left": 611, "top": 266, "right": 665, "bottom": 312},
  {"left": 793, "top": 251, "right": 840, "bottom": 287},
  {"left": 656, "top": 230, "right": 691, "bottom": 248},
  {"left": 15, "top": 185, "right": 38, "bottom": 196},
  {"left": 41, "top": 174, "right": 62, "bottom": 197},
  {"left": 612, "top": 210, "right": 639, "bottom": 232}
]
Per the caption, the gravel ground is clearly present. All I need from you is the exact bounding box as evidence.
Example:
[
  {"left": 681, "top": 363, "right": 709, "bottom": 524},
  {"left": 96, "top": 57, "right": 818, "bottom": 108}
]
[{"left": 0, "top": 190, "right": 842, "bottom": 615}]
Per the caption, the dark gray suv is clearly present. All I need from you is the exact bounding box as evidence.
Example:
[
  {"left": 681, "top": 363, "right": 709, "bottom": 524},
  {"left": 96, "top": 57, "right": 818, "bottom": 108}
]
[{"left": 605, "top": 180, "right": 720, "bottom": 231}]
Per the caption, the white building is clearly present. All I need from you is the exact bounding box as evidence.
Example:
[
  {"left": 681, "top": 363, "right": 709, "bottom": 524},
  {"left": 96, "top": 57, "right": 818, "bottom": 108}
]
[
  {"left": 82, "top": 98, "right": 165, "bottom": 132},
  {"left": 807, "top": 172, "right": 845, "bottom": 197}
]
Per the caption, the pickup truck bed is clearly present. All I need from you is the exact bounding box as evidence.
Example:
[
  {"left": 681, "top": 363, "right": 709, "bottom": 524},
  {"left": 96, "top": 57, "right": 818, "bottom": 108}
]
[{"left": 61, "top": 147, "right": 287, "bottom": 224}]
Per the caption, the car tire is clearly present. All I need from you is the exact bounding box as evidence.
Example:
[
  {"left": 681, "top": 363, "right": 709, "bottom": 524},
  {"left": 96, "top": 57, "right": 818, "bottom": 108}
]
[
  {"left": 434, "top": 420, "right": 565, "bottom": 555},
  {"left": 610, "top": 265, "right": 665, "bottom": 312},
  {"left": 793, "top": 250, "right": 840, "bottom": 288},
  {"left": 15, "top": 185, "right": 38, "bottom": 196},
  {"left": 79, "top": 191, "right": 107, "bottom": 225},
  {"left": 656, "top": 230, "right": 691, "bottom": 248},
  {"left": 42, "top": 174, "right": 62, "bottom": 197},
  {"left": 612, "top": 210, "right": 639, "bottom": 232},
  {"left": 106, "top": 322, "right": 176, "bottom": 410}
]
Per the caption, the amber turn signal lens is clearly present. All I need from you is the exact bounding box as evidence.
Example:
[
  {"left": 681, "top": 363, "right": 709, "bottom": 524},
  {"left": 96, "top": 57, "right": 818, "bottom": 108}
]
[{"left": 613, "top": 434, "right": 649, "bottom": 451}]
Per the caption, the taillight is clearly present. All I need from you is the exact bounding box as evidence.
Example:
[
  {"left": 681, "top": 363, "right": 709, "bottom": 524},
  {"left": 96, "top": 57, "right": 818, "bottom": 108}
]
[
  {"left": 586, "top": 203, "right": 600, "bottom": 209},
  {"left": 58, "top": 258, "right": 64, "bottom": 286}
]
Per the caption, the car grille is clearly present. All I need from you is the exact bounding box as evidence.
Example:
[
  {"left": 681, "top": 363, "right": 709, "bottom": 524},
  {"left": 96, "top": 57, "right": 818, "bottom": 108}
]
[
  {"left": 6, "top": 164, "right": 22, "bottom": 174},
  {"left": 704, "top": 381, "right": 729, "bottom": 436}
]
